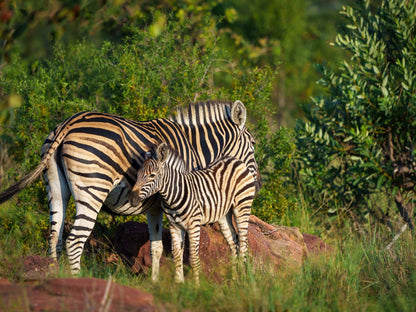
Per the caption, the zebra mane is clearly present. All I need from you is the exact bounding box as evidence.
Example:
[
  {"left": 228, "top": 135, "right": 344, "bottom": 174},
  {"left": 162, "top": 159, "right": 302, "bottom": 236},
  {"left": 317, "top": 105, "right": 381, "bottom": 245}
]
[
  {"left": 157, "top": 143, "right": 189, "bottom": 172},
  {"left": 168, "top": 100, "right": 233, "bottom": 126}
]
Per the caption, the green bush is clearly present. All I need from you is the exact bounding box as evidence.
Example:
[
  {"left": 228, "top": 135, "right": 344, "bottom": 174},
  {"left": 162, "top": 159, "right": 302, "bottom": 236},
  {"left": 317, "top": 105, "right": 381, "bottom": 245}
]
[
  {"left": 253, "top": 126, "right": 296, "bottom": 223},
  {"left": 296, "top": 0, "right": 416, "bottom": 227}
]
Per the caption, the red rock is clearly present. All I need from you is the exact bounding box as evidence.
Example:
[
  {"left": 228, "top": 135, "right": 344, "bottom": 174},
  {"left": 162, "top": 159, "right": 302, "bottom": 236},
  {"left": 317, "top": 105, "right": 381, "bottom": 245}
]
[
  {"left": 0, "top": 279, "right": 11, "bottom": 285},
  {"left": 113, "top": 215, "right": 319, "bottom": 280},
  {"left": 22, "top": 255, "right": 57, "bottom": 280},
  {"left": 0, "top": 278, "right": 156, "bottom": 312},
  {"left": 113, "top": 221, "right": 172, "bottom": 275},
  {"left": 303, "top": 233, "right": 334, "bottom": 254}
]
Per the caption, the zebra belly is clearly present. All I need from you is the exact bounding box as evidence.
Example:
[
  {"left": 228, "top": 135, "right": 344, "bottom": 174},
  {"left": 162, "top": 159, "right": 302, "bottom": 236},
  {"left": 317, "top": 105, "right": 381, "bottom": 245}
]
[{"left": 199, "top": 196, "right": 227, "bottom": 225}]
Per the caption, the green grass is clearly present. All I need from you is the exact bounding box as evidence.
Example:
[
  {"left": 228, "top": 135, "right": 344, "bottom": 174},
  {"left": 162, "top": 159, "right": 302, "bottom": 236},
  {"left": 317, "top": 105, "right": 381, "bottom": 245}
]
[
  {"left": 108, "top": 229, "right": 412, "bottom": 312},
  {"left": 38, "top": 228, "right": 416, "bottom": 311},
  {"left": 1, "top": 197, "right": 416, "bottom": 311},
  {"left": 153, "top": 233, "right": 415, "bottom": 312}
]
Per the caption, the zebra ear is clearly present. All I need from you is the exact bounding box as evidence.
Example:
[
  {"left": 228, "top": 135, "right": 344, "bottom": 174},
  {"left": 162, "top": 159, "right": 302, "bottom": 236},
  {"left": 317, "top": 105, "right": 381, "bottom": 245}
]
[
  {"left": 231, "top": 100, "right": 247, "bottom": 130},
  {"left": 144, "top": 151, "right": 152, "bottom": 160},
  {"left": 156, "top": 142, "right": 170, "bottom": 163}
]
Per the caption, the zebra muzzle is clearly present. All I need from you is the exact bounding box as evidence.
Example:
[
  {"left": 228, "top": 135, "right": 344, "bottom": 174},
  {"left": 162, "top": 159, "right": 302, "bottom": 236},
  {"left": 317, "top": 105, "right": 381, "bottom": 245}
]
[{"left": 129, "top": 190, "right": 144, "bottom": 206}]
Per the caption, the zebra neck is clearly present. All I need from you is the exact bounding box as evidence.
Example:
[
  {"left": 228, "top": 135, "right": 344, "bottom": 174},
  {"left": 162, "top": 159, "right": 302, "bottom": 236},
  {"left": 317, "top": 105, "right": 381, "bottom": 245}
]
[
  {"left": 158, "top": 169, "right": 194, "bottom": 210},
  {"left": 177, "top": 120, "right": 232, "bottom": 168}
]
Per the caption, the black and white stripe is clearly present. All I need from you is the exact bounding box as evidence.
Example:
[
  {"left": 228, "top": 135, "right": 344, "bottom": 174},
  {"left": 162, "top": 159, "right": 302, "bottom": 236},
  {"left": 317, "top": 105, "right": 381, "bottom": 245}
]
[
  {"left": 130, "top": 142, "right": 256, "bottom": 283},
  {"left": 0, "top": 100, "right": 260, "bottom": 280}
]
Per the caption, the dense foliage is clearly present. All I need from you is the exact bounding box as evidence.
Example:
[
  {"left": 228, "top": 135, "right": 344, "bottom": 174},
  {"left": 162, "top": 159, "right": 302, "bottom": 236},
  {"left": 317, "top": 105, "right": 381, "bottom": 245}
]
[
  {"left": 0, "top": 0, "right": 351, "bottom": 126},
  {"left": 297, "top": 0, "right": 416, "bottom": 228}
]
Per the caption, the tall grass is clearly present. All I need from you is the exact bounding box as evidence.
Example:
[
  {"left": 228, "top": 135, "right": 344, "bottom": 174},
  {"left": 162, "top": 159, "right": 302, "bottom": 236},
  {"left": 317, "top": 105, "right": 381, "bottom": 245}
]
[
  {"left": 1, "top": 184, "right": 415, "bottom": 311},
  {"left": 67, "top": 216, "right": 410, "bottom": 312},
  {"left": 129, "top": 227, "right": 414, "bottom": 312}
]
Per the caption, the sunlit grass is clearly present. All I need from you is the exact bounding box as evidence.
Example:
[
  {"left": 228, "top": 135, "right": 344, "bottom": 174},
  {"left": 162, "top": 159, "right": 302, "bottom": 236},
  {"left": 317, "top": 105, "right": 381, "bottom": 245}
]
[
  {"left": 131, "top": 230, "right": 415, "bottom": 312},
  {"left": 0, "top": 198, "right": 415, "bottom": 311}
]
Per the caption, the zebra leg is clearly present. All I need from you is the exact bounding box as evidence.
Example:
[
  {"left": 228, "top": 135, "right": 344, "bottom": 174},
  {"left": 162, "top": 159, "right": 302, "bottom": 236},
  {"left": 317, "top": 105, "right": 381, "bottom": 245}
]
[
  {"left": 44, "top": 158, "right": 71, "bottom": 262},
  {"left": 217, "top": 213, "right": 238, "bottom": 259},
  {"left": 64, "top": 178, "right": 108, "bottom": 274},
  {"left": 146, "top": 207, "right": 164, "bottom": 282},
  {"left": 233, "top": 206, "right": 252, "bottom": 259},
  {"left": 187, "top": 223, "right": 202, "bottom": 284},
  {"left": 65, "top": 201, "right": 102, "bottom": 275},
  {"left": 169, "top": 223, "right": 185, "bottom": 283}
]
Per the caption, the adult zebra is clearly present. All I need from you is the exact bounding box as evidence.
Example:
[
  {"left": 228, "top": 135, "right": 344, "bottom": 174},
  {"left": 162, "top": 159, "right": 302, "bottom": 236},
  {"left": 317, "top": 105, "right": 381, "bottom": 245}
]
[
  {"left": 0, "top": 100, "right": 261, "bottom": 280},
  {"left": 130, "top": 142, "right": 256, "bottom": 283}
]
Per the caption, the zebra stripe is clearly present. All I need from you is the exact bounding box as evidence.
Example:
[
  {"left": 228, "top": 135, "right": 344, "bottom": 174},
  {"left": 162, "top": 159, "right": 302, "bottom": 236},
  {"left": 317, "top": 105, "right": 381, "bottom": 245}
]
[
  {"left": 0, "top": 100, "right": 260, "bottom": 281},
  {"left": 130, "top": 142, "right": 256, "bottom": 283}
]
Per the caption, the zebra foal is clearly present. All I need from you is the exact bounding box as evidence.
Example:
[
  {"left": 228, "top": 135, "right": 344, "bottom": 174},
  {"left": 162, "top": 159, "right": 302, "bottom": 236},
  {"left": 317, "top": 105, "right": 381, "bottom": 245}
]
[{"left": 129, "top": 142, "right": 256, "bottom": 283}]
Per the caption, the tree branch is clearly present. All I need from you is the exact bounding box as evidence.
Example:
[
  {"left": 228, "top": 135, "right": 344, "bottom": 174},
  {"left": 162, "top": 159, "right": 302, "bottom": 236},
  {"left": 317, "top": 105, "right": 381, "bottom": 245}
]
[
  {"left": 394, "top": 188, "right": 414, "bottom": 230},
  {"left": 386, "top": 223, "right": 408, "bottom": 251}
]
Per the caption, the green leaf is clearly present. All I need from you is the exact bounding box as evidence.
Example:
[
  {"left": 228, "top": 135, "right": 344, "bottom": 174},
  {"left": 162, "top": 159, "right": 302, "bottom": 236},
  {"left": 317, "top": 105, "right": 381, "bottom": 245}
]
[{"left": 376, "top": 175, "right": 386, "bottom": 189}]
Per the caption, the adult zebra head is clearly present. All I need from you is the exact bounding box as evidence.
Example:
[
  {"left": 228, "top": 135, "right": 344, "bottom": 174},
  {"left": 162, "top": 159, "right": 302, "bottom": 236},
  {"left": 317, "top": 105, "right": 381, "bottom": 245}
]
[{"left": 170, "top": 100, "right": 262, "bottom": 193}]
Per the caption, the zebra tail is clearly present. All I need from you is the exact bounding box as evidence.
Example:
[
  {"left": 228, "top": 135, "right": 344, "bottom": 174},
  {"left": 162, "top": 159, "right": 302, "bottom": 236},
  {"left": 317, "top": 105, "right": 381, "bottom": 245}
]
[
  {"left": 0, "top": 160, "right": 47, "bottom": 204},
  {"left": 0, "top": 112, "right": 82, "bottom": 205}
]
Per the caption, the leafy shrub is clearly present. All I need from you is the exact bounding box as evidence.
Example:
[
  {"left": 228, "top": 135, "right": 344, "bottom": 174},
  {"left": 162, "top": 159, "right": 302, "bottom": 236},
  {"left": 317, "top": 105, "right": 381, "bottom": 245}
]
[
  {"left": 253, "top": 127, "right": 296, "bottom": 223},
  {"left": 296, "top": 0, "right": 416, "bottom": 227}
]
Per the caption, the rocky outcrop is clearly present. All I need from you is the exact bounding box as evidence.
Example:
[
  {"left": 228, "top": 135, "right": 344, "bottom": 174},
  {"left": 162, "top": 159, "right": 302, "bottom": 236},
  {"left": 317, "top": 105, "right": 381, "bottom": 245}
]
[{"left": 112, "top": 215, "right": 330, "bottom": 280}]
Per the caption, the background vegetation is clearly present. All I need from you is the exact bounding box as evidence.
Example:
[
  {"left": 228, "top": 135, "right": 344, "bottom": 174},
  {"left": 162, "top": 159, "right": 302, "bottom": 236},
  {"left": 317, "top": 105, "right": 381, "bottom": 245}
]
[
  {"left": 297, "top": 0, "right": 416, "bottom": 233},
  {"left": 1, "top": 0, "right": 416, "bottom": 311}
]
